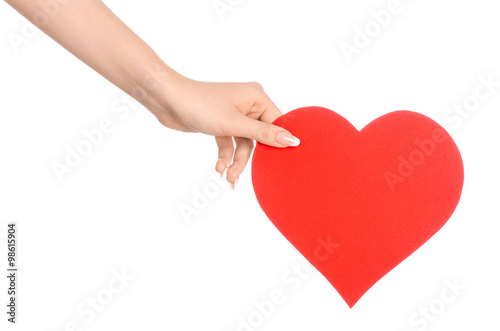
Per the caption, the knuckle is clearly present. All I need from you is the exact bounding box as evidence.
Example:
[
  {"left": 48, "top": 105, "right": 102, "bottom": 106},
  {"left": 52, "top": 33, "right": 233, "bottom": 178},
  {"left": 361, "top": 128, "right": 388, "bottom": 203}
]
[
  {"left": 257, "top": 125, "right": 275, "bottom": 142},
  {"left": 226, "top": 167, "right": 239, "bottom": 182},
  {"left": 235, "top": 137, "right": 254, "bottom": 149},
  {"left": 156, "top": 115, "right": 171, "bottom": 128},
  {"left": 248, "top": 81, "right": 264, "bottom": 91},
  {"left": 244, "top": 140, "right": 255, "bottom": 151}
]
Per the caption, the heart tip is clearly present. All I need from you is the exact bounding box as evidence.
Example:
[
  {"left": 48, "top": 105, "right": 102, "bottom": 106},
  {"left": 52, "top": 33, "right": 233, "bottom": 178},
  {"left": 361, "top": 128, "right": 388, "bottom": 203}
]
[{"left": 346, "top": 299, "right": 359, "bottom": 309}]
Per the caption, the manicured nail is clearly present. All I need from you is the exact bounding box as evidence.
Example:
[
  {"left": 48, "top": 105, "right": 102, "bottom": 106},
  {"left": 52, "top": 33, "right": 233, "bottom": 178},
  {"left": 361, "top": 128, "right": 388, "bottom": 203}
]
[
  {"left": 276, "top": 132, "right": 300, "bottom": 147},
  {"left": 231, "top": 178, "right": 238, "bottom": 190},
  {"left": 217, "top": 159, "right": 230, "bottom": 177}
]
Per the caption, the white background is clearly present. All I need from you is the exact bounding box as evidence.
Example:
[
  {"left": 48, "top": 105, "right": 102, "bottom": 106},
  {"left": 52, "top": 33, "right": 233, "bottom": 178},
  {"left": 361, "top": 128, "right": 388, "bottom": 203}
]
[{"left": 1, "top": 0, "right": 499, "bottom": 330}]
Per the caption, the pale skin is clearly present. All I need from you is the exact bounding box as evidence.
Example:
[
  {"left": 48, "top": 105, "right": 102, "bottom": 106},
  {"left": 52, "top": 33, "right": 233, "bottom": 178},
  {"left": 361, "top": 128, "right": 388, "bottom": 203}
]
[{"left": 5, "top": 0, "right": 300, "bottom": 188}]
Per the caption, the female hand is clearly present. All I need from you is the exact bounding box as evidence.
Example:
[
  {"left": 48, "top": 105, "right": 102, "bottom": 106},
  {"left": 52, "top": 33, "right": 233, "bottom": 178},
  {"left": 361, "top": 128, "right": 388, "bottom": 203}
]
[
  {"left": 5, "top": 0, "right": 300, "bottom": 188},
  {"left": 150, "top": 75, "right": 300, "bottom": 188}
]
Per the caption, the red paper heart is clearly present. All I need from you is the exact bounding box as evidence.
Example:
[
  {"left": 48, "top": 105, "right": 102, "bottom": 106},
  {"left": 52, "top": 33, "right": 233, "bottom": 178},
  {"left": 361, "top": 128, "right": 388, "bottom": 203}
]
[{"left": 251, "top": 107, "right": 464, "bottom": 308}]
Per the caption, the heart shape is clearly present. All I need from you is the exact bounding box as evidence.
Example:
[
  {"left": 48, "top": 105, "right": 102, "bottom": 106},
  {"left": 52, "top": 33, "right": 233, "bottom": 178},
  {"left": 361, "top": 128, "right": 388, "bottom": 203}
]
[{"left": 251, "top": 107, "right": 464, "bottom": 308}]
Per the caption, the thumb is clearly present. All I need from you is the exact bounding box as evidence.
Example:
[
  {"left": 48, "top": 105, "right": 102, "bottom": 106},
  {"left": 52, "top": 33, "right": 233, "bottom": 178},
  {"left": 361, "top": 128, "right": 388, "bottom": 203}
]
[{"left": 235, "top": 116, "right": 300, "bottom": 148}]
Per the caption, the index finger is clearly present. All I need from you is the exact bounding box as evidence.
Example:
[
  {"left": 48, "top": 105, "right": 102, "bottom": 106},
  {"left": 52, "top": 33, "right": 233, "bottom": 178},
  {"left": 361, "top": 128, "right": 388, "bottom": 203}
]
[{"left": 258, "top": 93, "right": 283, "bottom": 124}]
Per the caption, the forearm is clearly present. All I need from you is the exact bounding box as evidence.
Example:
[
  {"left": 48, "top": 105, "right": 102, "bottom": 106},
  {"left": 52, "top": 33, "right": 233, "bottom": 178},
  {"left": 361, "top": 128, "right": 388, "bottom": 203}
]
[
  {"left": 5, "top": 0, "right": 298, "bottom": 182},
  {"left": 5, "top": 0, "right": 178, "bottom": 111}
]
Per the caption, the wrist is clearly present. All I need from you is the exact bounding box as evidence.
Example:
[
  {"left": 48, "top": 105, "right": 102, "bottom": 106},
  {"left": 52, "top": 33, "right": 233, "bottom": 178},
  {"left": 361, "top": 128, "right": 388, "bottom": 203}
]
[{"left": 129, "top": 63, "right": 185, "bottom": 117}]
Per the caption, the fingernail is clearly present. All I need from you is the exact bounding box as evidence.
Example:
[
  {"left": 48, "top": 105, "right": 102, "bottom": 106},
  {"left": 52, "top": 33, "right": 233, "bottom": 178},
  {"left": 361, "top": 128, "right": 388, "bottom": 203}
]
[
  {"left": 231, "top": 178, "right": 238, "bottom": 190},
  {"left": 276, "top": 132, "right": 300, "bottom": 147},
  {"left": 217, "top": 160, "right": 230, "bottom": 177}
]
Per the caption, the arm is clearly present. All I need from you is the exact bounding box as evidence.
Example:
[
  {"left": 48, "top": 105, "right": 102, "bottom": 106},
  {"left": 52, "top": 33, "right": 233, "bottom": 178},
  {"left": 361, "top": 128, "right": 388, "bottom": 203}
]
[{"left": 5, "top": 0, "right": 300, "bottom": 187}]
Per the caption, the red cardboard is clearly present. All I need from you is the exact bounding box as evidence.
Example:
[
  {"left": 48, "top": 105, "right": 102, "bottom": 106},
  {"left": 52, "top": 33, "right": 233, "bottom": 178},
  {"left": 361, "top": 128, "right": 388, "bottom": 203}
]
[{"left": 251, "top": 107, "right": 464, "bottom": 308}]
